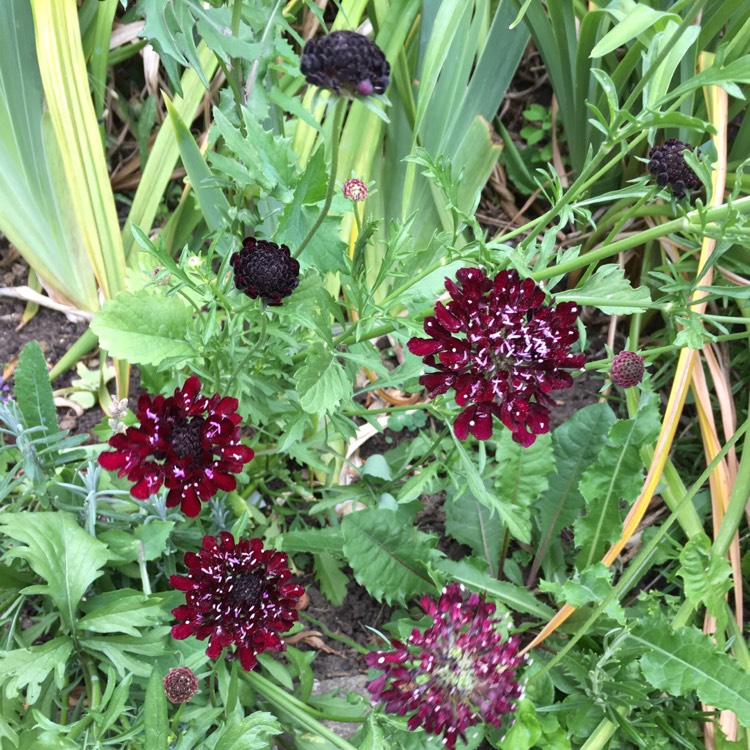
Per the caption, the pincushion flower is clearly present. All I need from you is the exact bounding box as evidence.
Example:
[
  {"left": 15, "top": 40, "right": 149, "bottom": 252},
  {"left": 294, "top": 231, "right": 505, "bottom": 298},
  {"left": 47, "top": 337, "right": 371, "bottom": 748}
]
[
  {"left": 170, "top": 533, "right": 304, "bottom": 671},
  {"left": 366, "top": 583, "right": 524, "bottom": 749},
  {"left": 407, "top": 268, "right": 586, "bottom": 446},
  {"left": 610, "top": 351, "right": 645, "bottom": 388},
  {"left": 300, "top": 30, "right": 390, "bottom": 97},
  {"left": 163, "top": 667, "right": 199, "bottom": 703},
  {"left": 647, "top": 139, "right": 701, "bottom": 198},
  {"left": 230, "top": 237, "right": 300, "bottom": 306},
  {"left": 343, "top": 178, "right": 368, "bottom": 201},
  {"left": 98, "top": 376, "right": 254, "bottom": 517}
]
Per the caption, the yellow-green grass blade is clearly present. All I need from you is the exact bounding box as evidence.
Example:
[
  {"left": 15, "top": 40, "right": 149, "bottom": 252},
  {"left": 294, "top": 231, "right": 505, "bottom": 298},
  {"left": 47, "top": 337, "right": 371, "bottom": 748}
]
[
  {"left": 123, "top": 44, "right": 218, "bottom": 259},
  {"left": 30, "top": 0, "right": 126, "bottom": 302},
  {"left": 165, "top": 95, "right": 230, "bottom": 234},
  {"left": 0, "top": 0, "right": 98, "bottom": 310}
]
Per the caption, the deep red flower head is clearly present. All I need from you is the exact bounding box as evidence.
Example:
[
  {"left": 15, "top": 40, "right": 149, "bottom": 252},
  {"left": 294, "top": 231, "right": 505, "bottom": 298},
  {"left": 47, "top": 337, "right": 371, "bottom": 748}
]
[
  {"left": 366, "top": 583, "right": 524, "bottom": 749},
  {"left": 163, "top": 667, "right": 199, "bottom": 703},
  {"left": 343, "top": 178, "right": 368, "bottom": 201},
  {"left": 230, "top": 237, "right": 300, "bottom": 306},
  {"left": 97, "top": 376, "right": 254, "bottom": 517},
  {"left": 407, "top": 268, "right": 586, "bottom": 446},
  {"left": 610, "top": 351, "right": 645, "bottom": 388},
  {"left": 170, "top": 533, "right": 304, "bottom": 671}
]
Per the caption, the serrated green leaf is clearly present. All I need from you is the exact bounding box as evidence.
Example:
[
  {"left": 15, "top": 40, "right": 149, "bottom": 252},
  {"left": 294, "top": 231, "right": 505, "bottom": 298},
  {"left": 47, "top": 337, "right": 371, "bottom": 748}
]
[
  {"left": 0, "top": 512, "right": 109, "bottom": 631},
  {"left": 555, "top": 264, "right": 652, "bottom": 314},
  {"left": 677, "top": 534, "right": 732, "bottom": 633},
  {"left": 211, "top": 106, "right": 297, "bottom": 202},
  {"left": 313, "top": 552, "right": 349, "bottom": 606},
  {"left": 495, "top": 430, "right": 554, "bottom": 510},
  {"left": 341, "top": 509, "right": 434, "bottom": 605},
  {"left": 575, "top": 391, "right": 661, "bottom": 567},
  {"left": 90, "top": 289, "right": 195, "bottom": 366},
  {"left": 630, "top": 615, "right": 750, "bottom": 724},
  {"left": 0, "top": 636, "right": 73, "bottom": 705},
  {"left": 78, "top": 590, "right": 165, "bottom": 636},
  {"left": 532, "top": 403, "right": 615, "bottom": 581},
  {"left": 296, "top": 348, "right": 352, "bottom": 418},
  {"left": 279, "top": 527, "right": 344, "bottom": 556},
  {"left": 452, "top": 436, "right": 530, "bottom": 543},
  {"left": 540, "top": 563, "right": 625, "bottom": 623},
  {"left": 444, "top": 490, "right": 504, "bottom": 575},
  {"left": 436, "top": 558, "right": 554, "bottom": 619},
  {"left": 135, "top": 521, "right": 176, "bottom": 561},
  {"left": 14, "top": 341, "right": 57, "bottom": 435},
  {"left": 82, "top": 628, "right": 172, "bottom": 678},
  {"left": 213, "top": 712, "right": 281, "bottom": 750},
  {"left": 144, "top": 665, "right": 168, "bottom": 750}
]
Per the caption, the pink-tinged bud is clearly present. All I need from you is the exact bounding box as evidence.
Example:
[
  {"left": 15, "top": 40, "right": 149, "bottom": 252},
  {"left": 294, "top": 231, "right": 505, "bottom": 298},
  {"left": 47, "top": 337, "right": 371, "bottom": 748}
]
[{"left": 343, "top": 178, "right": 368, "bottom": 201}]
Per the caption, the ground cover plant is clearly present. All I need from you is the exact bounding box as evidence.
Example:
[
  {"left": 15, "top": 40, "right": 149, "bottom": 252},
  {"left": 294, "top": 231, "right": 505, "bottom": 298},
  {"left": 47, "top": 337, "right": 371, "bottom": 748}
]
[{"left": 1, "top": 0, "right": 750, "bottom": 748}]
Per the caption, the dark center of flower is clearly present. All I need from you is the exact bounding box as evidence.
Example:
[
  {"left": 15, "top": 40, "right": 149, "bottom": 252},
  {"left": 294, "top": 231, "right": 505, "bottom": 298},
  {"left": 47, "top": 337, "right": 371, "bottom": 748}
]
[
  {"left": 170, "top": 417, "right": 205, "bottom": 461},
  {"left": 229, "top": 569, "right": 266, "bottom": 608}
]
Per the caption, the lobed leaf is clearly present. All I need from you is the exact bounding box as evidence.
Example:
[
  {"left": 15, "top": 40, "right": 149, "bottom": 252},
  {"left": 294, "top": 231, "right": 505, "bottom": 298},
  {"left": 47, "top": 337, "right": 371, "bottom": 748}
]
[
  {"left": 0, "top": 636, "right": 73, "bottom": 706},
  {"left": 13, "top": 340, "right": 58, "bottom": 436},
  {"left": 341, "top": 509, "right": 434, "bottom": 605},
  {"left": 0, "top": 512, "right": 109, "bottom": 632},
  {"left": 295, "top": 348, "right": 352, "bottom": 418}
]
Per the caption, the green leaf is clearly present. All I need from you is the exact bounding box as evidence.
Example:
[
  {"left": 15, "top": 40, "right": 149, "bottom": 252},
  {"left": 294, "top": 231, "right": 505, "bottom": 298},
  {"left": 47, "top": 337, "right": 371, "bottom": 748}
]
[
  {"left": 630, "top": 615, "right": 750, "bottom": 724},
  {"left": 213, "top": 712, "right": 281, "bottom": 750},
  {"left": 313, "top": 553, "right": 348, "bottom": 606},
  {"left": 495, "top": 429, "right": 554, "bottom": 511},
  {"left": 591, "top": 3, "right": 678, "bottom": 57},
  {"left": 555, "top": 264, "right": 652, "bottom": 314},
  {"left": 295, "top": 347, "right": 352, "bottom": 418},
  {"left": 165, "top": 94, "right": 229, "bottom": 232},
  {"left": 452, "top": 436, "right": 530, "bottom": 543},
  {"left": 677, "top": 534, "right": 733, "bottom": 633},
  {"left": 211, "top": 106, "right": 297, "bottom": 203},
  {"left": 435, "top": 559, "right": 554, "bottom": 620},
  {"left": 78, "top": 590, "right": 166, "bottom": 636},
  {"left": 444, "top": 489, "right": 504, "bottom": 575},
  {"left": 0, "top": 512, "right": 109, "bottom": 631},
  {"left": 341, "top": 509, "right": 434, "bottom": 605},
  {"left": 278, "top": 527, "right": 344, "bottom": 557},
  {"left": 14, "top": 341, "right": 57, "bottom": 435},
  {"left": 575, "top": 391, "right": 661, "bottom": 567},
  {"left": 82, "top": 628, "right": 172, "bottom": 678},
  {"left": 0, "top": 636, "right": 73, "bottom": 705},
  {"left": 532, "top": 403, "right": 615, "bottom": 581},
  {"left": 362, "top": 454, "right": 392, "bottom": 481},
  {"left": 95, "top": 669, "right": 133, "bottom": 736},
  {"left": 144, "top": 665, "right": 168, "bottom": 750},
  {"left": 90, "top": 289, "right": 195, "bottom": 367},
  {"left": 540, "top": 563, "right": 625, "bottom": 624}
]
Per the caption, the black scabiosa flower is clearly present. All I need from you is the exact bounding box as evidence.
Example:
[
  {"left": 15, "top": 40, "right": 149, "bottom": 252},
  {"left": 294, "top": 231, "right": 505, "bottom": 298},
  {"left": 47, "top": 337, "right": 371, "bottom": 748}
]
[
  {"left": 230, "top": 237, "right": 300, "bottom": 307},
  {"left": 98, "top": 376, "right": 254, "bottom": 517},
  {"left": 366, "top": 583, "right": 524, "bottom": 749},
  {"left": 407, "top": 268, "right": 586, "bottom": 447},
  {"left": 170, "top": 533, "right": 305, "bottom": 671},
  {"left": 647, "top": 139, "right": 702, "bottom": 198},
  {"left": 300, "top": 30, "right": 390, "bottom": 97},
  {"left": 610, "top": 351, "right": 645, "bottom": 388},
  {"left": 163, "top": 667, "right": 199, "bottom": 703}
]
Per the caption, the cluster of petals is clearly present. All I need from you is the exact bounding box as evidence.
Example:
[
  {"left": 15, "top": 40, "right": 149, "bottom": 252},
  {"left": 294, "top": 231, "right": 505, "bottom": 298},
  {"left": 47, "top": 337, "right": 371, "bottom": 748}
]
[
  {"left": 407, "top": 268, "right": 586, "bottom": 446},
  {"left": 98, "top": 376, "right": 254, "bottom": 517},
  {"left": 366, "top": 583, "right": 524, "bottom": 749},
  {"left": 170, "top": 532, "right": 304, "bottom": 671}
]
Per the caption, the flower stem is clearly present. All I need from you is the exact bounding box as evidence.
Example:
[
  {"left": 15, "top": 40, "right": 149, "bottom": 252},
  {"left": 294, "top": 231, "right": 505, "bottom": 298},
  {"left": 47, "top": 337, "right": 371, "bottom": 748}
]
[
  {"left": 294, "top": 97, "right": 347, "bottom": 259},
  {"left": 242, "top": 670, "right": 363, "bottom": 747}
]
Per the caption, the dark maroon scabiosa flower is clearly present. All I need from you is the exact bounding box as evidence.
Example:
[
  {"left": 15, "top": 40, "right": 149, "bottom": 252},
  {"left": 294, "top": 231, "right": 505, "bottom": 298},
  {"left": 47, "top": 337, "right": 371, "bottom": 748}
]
[
  {"left": 163, "top": 667, "right": 199, "bottom": 703},
  {"left": 97, "top": 376, "right": 254, "bottom": 517},
  {"left": 230, "top": 237, "right": 300, "bottom": 307},
  {"left": 170, "top": 533, "right": 304, "bottom": 671},
  {"left": 366, "top": 583, "right": 524, "bottom": 749},
  {"left": 343, "top": 178, "right": 368, "bottom": 201},
  {"left": 407, "top": 268, "right": 586, "bottom": 447},
  {"left": 648, "top": 139, "right": 702, "bottom": 198},
  {"left": 300, "top": 30, "right": 390, "bottom": 97},
  {"left": 610, "top": 351, "right": 645, "bottom": 388}
]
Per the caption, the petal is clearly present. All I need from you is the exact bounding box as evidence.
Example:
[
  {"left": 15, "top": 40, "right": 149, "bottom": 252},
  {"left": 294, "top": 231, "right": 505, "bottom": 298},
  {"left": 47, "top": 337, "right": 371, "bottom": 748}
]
[
  {"left": 407, "top": 337, "right": 444, "bottom": 357},
  {"left": 171, "top": 623, "right": 194, "bottom": 640}
]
